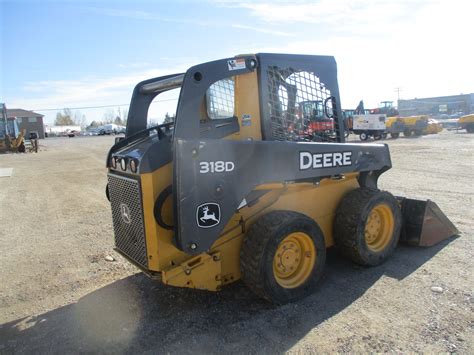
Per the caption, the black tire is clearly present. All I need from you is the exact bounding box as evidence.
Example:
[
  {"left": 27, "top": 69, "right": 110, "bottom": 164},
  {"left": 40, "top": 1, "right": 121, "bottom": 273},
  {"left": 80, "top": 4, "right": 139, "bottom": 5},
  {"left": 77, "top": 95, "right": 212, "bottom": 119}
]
[
  {"left": 391, "top": 132, "right": 399, "bottom": 139},
  {"left": 359, "top": 132, "right": 368, "bottom": 141},
  {"left": 403, "top": 129, "right": 412, "bottom": 137},
  {"left": 374, "top": 134, "right": 382, "bottom": 140},
  {"left": 414, "top": 130, "right": 423, "bottom": 136},
  {"left": 382, "top": 133, "right": 388, "bottom": 139},
  {"left": 334, "top": 188, "right": 402, "bottom": 266},
  {"left": 18, "top": 142, "right": 26, "bottom": 153},
  {"left": 240, "top": 211, "right": 326, "bottom": 304}
]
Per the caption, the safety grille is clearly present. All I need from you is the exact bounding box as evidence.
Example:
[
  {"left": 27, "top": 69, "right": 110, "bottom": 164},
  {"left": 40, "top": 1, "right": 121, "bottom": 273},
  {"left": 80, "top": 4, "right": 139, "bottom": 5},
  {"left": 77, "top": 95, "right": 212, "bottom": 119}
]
[
  {"left": 206, "top": 78, "right": 235, "bottom": 120},
  {"left": 108, "top": 173, "right": 148, "bottom": 268},
  {"left": 267, "top": 66, "right": 337, "bottom": 142}
]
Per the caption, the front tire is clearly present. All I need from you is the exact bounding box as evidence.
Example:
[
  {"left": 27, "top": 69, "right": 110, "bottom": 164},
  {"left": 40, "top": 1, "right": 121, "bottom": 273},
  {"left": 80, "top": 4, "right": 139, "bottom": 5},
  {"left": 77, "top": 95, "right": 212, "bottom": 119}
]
[
  {"left": 334, "top": 188, "right": 402, "bottom": 266},
  {"left": 359, "top": 132, "right": 368, "bottom": 141},
  {"left": 240, "top": 211, "right": 326, "bottom": 304},
  {"left": 391, "top": 132, "right": 400, "bottom": 139}
]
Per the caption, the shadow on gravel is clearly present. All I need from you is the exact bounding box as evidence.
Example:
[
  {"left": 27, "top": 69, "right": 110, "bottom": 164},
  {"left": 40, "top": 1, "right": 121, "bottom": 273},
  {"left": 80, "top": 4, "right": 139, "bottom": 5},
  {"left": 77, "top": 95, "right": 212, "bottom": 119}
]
[{"left": 0, "top": 237, "right": 457, "bottom": 354}]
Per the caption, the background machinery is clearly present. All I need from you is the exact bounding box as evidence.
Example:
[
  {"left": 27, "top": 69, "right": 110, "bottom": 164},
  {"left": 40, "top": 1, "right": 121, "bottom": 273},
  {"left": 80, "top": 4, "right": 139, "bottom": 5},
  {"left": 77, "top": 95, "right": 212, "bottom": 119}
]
[
  {"left": 458, "top": 114, "right": 474, "bottom": 133},
  {"left": 296, "top": 100, "right": 335, "bottom": 141},
  {"left": 344, "top": 100, "right": 388, "bottom": 141},
  {"left": 370, "top": 101, "right": 399, "bottom": 117},
  {"left": 105, "top": 54, "right": 458, "bottom": 304},
  {"left": 397, "top": 115, "right": 429, "bottom": 137},
  {"left": 0, "top": 103, "right": 26, "bottom": 153}
]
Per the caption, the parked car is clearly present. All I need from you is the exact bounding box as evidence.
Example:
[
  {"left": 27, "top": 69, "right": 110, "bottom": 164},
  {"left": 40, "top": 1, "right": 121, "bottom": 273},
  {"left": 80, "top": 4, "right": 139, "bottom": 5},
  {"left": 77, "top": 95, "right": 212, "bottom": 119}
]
[{"left": 67, "top": 130, "right": 80, "bottom": 137}]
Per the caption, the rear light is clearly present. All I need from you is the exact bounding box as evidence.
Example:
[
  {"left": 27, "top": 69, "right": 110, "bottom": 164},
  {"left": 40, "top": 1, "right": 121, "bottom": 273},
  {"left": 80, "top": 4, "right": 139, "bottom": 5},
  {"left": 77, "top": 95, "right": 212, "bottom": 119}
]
[
  {"left": 120, "top": 158, "right": 127, "bottom": 171},
  {"left": 129, "top": 159, "right": 138, "bottom": 173}
]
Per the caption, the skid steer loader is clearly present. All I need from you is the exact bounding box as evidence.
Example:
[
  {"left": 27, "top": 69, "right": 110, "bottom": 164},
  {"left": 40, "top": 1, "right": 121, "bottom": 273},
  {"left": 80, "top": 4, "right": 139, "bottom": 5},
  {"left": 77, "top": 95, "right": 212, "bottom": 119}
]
[{"left": 106, "top": 54, "right": 458, "bottom": 304}]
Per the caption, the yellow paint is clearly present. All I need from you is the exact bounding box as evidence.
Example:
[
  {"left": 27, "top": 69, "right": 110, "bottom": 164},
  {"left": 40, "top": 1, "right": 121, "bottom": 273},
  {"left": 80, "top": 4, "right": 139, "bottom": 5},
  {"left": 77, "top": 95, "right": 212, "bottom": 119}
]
[
  {"left": 140, "top": 164, "right": 189, "bottom": 271},
  {"left": 399, "top": 115, "right": 428, "bottom": 127},
  {"left": 272, "top": 232, "right": 316, "bottom": 288},
  {"left": 459, "top": 114, "right": 474, "bottom": 124},
  {"left": 364, "top": 203, "right": 394, "bottom": 252},
  {"left": 162, "top": 252, "right": 222, "bottom": 291},
  {"left": 424, "top": 120, "right": 443, "bottom": 134},
  {"left": 234, "top": 71, "right": 262, "bottom": 141},
  {"left": 221, "top": 70, "right": 262, "bottom": 142},
  {"left": 148, "top": 173, "right": 360, "bottom": 291},
  {"left": 385, "top": 116, "right": 399, "bottom": 128}
]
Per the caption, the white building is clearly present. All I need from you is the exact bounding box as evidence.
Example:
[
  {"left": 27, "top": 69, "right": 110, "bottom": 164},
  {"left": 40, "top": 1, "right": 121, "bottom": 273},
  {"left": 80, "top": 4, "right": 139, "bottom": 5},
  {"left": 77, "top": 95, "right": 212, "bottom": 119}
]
[{"left": 45, "top": 125, "right": 81, "bottom": 134}]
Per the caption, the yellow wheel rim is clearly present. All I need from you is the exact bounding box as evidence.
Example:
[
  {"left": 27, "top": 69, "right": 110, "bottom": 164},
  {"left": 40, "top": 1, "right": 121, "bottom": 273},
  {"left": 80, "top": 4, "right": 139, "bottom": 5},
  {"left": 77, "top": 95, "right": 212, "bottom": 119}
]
[
  {"left": 273, "top": 232, "right": 316, "bottom": 288},
  {"left": 364, "top": 204, "right": 394, "bottom": 252}
]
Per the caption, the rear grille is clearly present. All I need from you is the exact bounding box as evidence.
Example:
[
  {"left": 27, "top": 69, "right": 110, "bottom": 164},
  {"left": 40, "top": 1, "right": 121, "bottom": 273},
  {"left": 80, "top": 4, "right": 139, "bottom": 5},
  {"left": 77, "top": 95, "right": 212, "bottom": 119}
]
[{"left": 108, "top": 173, "right": 148, "bottom": 268}]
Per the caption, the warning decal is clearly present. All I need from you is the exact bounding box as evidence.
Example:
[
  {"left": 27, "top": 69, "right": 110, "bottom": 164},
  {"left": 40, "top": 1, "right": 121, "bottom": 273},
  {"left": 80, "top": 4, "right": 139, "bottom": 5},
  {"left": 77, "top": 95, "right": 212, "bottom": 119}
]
[{"left": 228, "top": 58, "right": 246, "bottom": 71}]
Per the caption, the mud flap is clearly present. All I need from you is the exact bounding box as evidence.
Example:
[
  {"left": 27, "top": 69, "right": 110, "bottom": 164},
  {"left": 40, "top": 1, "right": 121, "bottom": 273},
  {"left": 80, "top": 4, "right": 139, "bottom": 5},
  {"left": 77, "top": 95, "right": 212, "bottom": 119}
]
[{"left": 398, "top": 198, "right": 459, "bottom": 247}]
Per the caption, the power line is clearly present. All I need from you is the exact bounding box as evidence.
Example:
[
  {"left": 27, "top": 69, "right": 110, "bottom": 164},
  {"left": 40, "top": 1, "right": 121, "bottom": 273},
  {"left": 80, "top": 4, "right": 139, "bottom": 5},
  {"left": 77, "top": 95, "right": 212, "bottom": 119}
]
[
  {"left": 32, "top": 97, "right": 179, "bottom": 112},
  {"left": 34, "top": 103, "right": 130, "bottom": 111}
]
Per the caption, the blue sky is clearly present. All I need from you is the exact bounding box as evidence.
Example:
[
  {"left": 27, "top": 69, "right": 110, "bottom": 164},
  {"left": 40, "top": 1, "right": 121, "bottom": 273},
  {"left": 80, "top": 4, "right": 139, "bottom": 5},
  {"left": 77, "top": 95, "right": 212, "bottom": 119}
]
[{"left": 1, "top": 0, "right": 473, "bottom": 125}]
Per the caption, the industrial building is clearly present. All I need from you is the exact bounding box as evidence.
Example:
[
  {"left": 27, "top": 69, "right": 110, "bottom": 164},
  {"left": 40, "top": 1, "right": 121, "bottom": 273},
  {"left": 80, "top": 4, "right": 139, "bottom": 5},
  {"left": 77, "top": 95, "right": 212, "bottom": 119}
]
[
  {"left": 6, "top": 108, "right": 45, "bottom": 139},
  {"left": 398, "top": 94, "right": 474, "bottom": 117}
]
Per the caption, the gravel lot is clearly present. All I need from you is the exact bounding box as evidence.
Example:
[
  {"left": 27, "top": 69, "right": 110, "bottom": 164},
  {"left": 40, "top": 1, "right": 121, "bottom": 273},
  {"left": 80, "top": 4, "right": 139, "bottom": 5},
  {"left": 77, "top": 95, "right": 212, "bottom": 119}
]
[{"left": 0, "top": 132, "right": 473, "bottom": 353}]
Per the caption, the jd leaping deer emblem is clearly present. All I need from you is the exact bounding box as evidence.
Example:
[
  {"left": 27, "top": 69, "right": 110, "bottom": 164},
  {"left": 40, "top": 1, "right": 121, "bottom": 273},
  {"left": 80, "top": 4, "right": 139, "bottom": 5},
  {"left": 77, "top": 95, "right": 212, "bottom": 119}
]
[{"left": 196, "top": 203, "right": 221, "bottom": 228}]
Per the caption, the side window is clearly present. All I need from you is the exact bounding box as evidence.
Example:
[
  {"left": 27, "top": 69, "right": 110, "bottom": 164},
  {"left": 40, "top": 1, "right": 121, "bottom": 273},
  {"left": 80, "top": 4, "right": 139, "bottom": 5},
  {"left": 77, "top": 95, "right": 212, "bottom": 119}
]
[
  {"left": 267, "top": 67, "right": 336, "bottom": 142},
  {"left": 29, "top": 117, "right": 37, "bottom": 123},
  {"left": 206, "top": 78, "right": 235, "bottom": 120},
  {"left": 147, "top": 87, "right": 180, "bottom": 127}
]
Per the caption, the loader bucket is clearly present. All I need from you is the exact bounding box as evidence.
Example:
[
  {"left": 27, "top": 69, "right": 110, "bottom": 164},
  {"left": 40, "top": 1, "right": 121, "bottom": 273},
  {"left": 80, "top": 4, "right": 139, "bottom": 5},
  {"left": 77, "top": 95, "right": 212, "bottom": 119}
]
[{"left": 398, "top": 198, "right": 459, "bottom": 247}]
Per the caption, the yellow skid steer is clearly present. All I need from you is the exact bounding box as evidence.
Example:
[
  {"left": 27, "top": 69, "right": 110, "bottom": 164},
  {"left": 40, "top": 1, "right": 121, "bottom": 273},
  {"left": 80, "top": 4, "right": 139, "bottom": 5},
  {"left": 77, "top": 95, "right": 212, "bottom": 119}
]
[{"left": 105, "top": 54, "right": 458, "bottom": 303}]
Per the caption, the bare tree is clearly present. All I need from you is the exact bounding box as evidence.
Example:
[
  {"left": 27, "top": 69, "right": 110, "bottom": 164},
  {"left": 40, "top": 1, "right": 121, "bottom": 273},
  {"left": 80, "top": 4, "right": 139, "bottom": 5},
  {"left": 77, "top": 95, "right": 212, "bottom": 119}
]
[
  {"left": 103, "top": 109, "right": 115, "bottom": 123},
  {"left": 73, "top": 110, "right": 87, "bottom": 129},
  {"left": 55, "top": 108, "right": 74, "bottom": 125},
  {"left": 121, "top": 108, "right": 128, "bottom": 125}
]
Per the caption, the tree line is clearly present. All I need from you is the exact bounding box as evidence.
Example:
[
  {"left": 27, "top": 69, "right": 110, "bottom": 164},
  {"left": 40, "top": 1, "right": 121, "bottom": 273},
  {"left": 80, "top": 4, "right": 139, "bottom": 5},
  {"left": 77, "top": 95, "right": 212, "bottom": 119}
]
[
  {"left": 54, "top": 107, "right": 175, "bottom": 128},
  {"left": 54, "top": 108, "right": 128, "bottom": 128}
]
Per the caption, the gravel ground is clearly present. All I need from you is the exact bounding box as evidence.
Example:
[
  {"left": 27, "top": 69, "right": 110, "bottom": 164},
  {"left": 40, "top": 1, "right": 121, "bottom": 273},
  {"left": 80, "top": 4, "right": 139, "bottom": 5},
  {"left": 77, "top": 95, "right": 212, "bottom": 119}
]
[{"left": 0, "top": 131, "right": 473, "bottom": 353}]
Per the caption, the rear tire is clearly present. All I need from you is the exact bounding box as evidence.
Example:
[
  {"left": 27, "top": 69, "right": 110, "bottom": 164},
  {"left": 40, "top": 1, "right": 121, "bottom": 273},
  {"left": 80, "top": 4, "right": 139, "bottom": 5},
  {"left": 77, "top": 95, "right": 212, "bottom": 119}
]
[
  {"left": 359, "top": 132, "right": 368, "bottom": 141},
  {"left": 414, "top": 130, "right": 423, "bottom": 136},
  {"left": 240, "top": 211, "right": 326, "bottom": 304},
  {"left": 334, "top": 188, "right": 402, "bottom": 266},
  {"left": 374, "top": 134, "right": 382, "bottom": 140},
  {"left": 403, "top": 129, "right": 412, "bottom": 137},
  {"left": 390, "top": 132, "right": 400, "bottom": 139}
]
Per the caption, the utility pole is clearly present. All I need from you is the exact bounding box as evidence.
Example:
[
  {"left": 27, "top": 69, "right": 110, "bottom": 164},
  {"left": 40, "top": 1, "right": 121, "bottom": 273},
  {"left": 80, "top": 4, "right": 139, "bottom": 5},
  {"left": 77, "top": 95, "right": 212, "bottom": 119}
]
[{"left": 395, "top": 87, "right": 402, "bottom": 101}]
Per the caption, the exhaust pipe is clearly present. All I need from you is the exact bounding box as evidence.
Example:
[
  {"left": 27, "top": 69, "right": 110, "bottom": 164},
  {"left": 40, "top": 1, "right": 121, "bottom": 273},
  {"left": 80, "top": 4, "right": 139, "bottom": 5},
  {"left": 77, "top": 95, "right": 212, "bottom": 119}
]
[{"left": 398, "top": 198, "right": 459, "bottom": 247}]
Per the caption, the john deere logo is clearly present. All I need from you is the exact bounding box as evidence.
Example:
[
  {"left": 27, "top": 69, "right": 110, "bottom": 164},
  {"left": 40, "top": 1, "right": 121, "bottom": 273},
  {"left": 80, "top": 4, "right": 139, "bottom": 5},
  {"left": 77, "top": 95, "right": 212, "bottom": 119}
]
[
  {"left": 120, "top": 203, "right": 131, "bottom": 224},
  {"left": 196, "top": 203, "right": 220, "bottom": 228}
]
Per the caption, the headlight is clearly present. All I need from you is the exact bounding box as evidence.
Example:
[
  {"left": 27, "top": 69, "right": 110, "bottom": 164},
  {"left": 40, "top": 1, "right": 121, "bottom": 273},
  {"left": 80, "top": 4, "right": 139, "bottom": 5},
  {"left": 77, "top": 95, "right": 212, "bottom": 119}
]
[
  {"left": 120, "top": 158, "right": 127, "bottom": 171},
  {"left": 111, "top": 156, "right": 117, "bottom": 169},
  {"left": 129, "top": 159, "right": 138, "bottom": 173}
]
